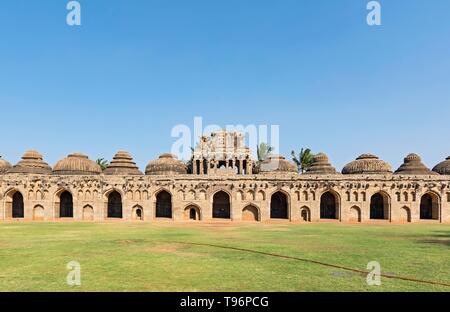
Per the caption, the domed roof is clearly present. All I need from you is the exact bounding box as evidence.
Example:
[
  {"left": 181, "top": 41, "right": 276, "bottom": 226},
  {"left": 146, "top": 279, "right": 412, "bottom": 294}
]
[
  {"left": 432, "top": 156, "right": 450, "bottom": 175},
  {"left": 342, "top": 154, "right": 392, "bottom": 175},
  {"left": 259, "top": 154, "right": 298, "bottom": 174},
  {"left": 8, "top": 150, "right": 52, "bottom": 174},
  {"left": 305, "top": 153, "right": 337, "bottom": 175},
  {"left": 0, "top": 156, "right": 12, "bottom": 174},
  {"left": 104, "top": 151, "right": 143, "bottom": 175},
  {"left": 53, "top": 153, "right": 102, "bottom": 175},
  {"left": 145, "top": 153, "right": 187, "bottom": 175},
  {"left": 395, "top": 153, "right": 438, "bottom": 175}
]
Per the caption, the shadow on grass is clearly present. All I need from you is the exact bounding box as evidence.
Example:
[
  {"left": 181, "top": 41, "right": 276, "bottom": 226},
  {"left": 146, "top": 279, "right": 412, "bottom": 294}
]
[{"left": 420, "top": 231, "right": 450, "bottom": 247}]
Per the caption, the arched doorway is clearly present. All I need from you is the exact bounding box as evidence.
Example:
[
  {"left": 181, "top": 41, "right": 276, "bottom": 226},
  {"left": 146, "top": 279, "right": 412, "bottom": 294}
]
[
  {"left": 132, "top": 205, "right": 143, "bottom": 220},
  {"left": 242, "top": 205, "right": 259, "bottom": 221},
  {"left": 60, "top": 191, "right": 73, "bottom": 218},
  {"left": 349, "top": 206, "right": 361, "bottom": 222},
  {"left": 107, "top": 191, "right": 123, "bottom": 218},
  {"left": 320, "top": 192, "right": 338, "bottom": 219},
  {"left": 300, "top": 206, "right": 311, "bottom": 222},
  {"left": 156, "top": 191, "right": 172, "bottom": 218},
  {"left": 83, "top": 205, "right": 94, "bottom": 221},
  {"left": 420, "top": 193, "right": 439, "bottom": 220},
  {"left": 400, "top": 206, "right": 411, "bottom": 223},
  {"left": 370, "top": 193, "right": 389, "bottom": 220},
  {"left": 185, "top": 205, "right": 201, "bottom": 221},
  {"left": 213, "top": 191, "right": 231, "bottom": 219},
  {"left": 12, "top": 192, "right": 24, "bottom": 218},
  {"left": 270, "top": 192, "right": 288, "bottom": 219}
]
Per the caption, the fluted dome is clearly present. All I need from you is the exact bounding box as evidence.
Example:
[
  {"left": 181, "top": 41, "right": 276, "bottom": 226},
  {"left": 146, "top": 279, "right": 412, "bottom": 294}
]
[
  {"left": 395, "top": 153, "right": 437, "bottom": 175},
  {"left": 342, "top": 154, "right": 392, "bottom": 175},
  {"left": 53, "top": 153, "right": 102, "bottom": 175},
  {"left": 432, "top": 156, "right": 450, "bottom": 175},
  {"left": 104, "top": 151, "right": 143, "bottom": 175},
  {"left": 0, "top": 156, "right": 12, "bottom": 174},
  {"left": 145, "top": 153, "right": 187, "bottom": 175},
  {"left": 8, "top": 150, "right": 52, "bottom": 174},
  {"left": 305, "top": 153, "right": 337, "bottom": 174},
  {"left": 259, "top": 154, "right": 298, "bottom": 173}
]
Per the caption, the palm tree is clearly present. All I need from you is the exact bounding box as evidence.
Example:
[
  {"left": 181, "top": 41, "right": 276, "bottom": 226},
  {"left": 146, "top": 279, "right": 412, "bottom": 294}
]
[
  {"left": 291, "top": 148, "right": 314, "bottom": 173},
  {"left": 96, "top": 158, "right": 109, "bottom": 171},
  {"left": 257, "top": 143, "right": 273, "bottom": 163}
]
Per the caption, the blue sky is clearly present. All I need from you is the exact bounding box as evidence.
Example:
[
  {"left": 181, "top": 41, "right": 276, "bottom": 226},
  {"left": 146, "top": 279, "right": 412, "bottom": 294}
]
[{"left": 0, "top": 0, "right": 449, "bottom": 171}]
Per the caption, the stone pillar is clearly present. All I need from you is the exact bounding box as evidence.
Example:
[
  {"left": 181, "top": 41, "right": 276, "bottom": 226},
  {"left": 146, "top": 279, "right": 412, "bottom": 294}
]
[
  {"left": 193, "top": 159, "right": 197, "bottom": 175},
  {"left": 200, "top": 159, "right": 204, "bottom": 175},
  {"left": 238, "top": 160, "right": 243, "bottom": 175}
]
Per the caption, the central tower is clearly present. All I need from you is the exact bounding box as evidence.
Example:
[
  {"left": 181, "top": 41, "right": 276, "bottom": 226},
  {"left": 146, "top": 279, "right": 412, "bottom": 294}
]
[{"left": 192, "top": 131, "right": 253, "bottom": 175}]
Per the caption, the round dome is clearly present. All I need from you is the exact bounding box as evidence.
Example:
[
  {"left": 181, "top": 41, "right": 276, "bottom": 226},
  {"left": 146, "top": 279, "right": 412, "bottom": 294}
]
[
  {"left": 305, "top": 153, "right": 337, "bottom": 175},
  {"left": 104, "top": 151, "right": 143, "bottom": 175},
  {"left": 53, "top": 153, "right": 102, "bottom": 175},
  {"left": 259, "top": 154, "right": 298, "bottom": 173},
  {"left": 8, "top": 150, "right": 52, "bottom": 174},
  {"left": 432, "top": 156, "right": 450, "bottom": 175},
  {"left": 395, "top": 153, "right": 437, "bottom": 175},
  {"left": 342, "top": 154, "right": 392, "bottom": 175},
  {"left": 145, "top": 153, "right": 187, "bottom": 175},
  {"left": 0, "top": 156, "right": 12, "bottom": 174}
]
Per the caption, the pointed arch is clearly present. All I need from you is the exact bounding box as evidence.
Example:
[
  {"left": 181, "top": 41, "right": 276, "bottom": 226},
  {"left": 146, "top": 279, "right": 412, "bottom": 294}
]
[
  {"left": 242, "top": 205, "right": 260, "bottom": 221},
  {"left": 270, "top": 191, "right": 289, "bottom": 219},
  {"left": 370, "top": 192, "right": 390, "bottom": 220},
  {"left": 155, "top": 190, "right": 172, "bottom": 218},
  {"left": 212, "top": 191, "right": 231, "bottom": 219},
  {"left": 184, "top": 204, "right": 201, "bottom": 221},
  {"left": 83, "top": 205, "right": 94, "bottom": 221},
  {"left": 349, "top": 206, "right": 361, "bottom": 223},
  {"left": 33, "top": 205, "right": 45, "bottom": 221},
  {"left": 420, "top": 192, "right": 440, "bottom": 220},
  {"left": 4, "top": 189, "right": 24, "bottom": 219},
  {"left": 59, "top": 191, "right": 73, "bottom": 218},
  {"left": 400, "top": 206, "right": 411, "bottom": 223},
  {"left": 132, "top": 205, "right": 144, "bottom": 221},
  {"left": 320, "top": 191, "right": 340, "bottom": 220},
  {"left": 107, "top": 191, "right": 123, "bottom": 218},
  {"left": 300, "top": 206, "right": 311, "bottom": 222}
]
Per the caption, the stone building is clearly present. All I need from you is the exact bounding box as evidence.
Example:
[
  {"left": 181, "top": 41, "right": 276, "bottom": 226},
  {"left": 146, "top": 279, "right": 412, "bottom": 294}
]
[{"left": 1, "top": 133, "right": 450, "bottom": 224}]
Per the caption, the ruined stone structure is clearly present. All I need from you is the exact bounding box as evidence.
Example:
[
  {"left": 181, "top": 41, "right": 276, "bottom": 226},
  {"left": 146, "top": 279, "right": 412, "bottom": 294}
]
[{"left": 1, "top": 133, "right": 450, "bottom": 223}]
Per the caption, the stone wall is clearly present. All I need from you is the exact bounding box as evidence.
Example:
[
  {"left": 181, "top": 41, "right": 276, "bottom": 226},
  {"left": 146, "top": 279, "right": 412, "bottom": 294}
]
[{"left": 1, "top": 173, "right": 449, "bottom": 223}]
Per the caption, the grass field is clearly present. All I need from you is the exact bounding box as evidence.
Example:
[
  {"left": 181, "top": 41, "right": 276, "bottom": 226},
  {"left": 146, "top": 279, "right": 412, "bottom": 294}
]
[{"left": 0, "top": 222, "right": 449, "bottom": 292}]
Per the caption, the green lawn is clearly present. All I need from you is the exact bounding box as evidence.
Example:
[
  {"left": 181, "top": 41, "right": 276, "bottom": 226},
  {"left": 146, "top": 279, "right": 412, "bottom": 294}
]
[{"left": 0, "top": 222, "right": 449, "bottom": 292}]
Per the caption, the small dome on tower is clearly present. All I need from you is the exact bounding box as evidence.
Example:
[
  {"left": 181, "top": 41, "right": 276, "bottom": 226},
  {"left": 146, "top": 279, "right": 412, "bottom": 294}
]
[
  {"left": 104, "top": 151, "right": 143, "bottom": 175},
  {"left": 0, "top": 156, "right": 12, "bottom": 174},
  {"left": 342, "top": 154, "right": 392, "bottom": 175},
  {"left": 432, "top": 156, "right": 450, "bottom": 175},
  {"left": 8, "top": 150, "right": 52, "bottom": 174},
  {"left": 395, "top": 153, "right": 437, "bottom": 175},
  {"left": 145, "top": 153, "right": 187, "bottom": 175},
  {"left": 53, "top": 153, "right": 102, "bottom": 175},
  {"left": 305, "top": 153, "right": 338, "bottom": 175}
]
